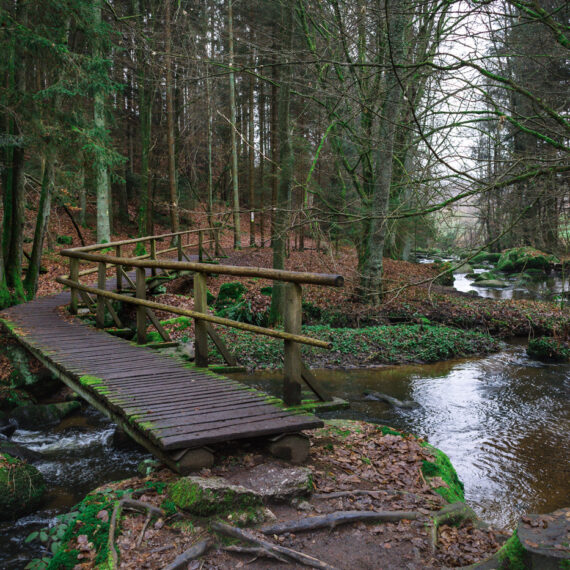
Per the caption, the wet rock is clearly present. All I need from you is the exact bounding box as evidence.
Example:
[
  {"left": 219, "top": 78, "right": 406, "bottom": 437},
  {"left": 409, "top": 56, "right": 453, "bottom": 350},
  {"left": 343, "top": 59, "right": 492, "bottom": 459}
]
[
  {"left": 472, "top": 279, "right": 508, "bottom": 288},
  {"left": 10, "top": 401, "right": 81, "bottom": 429},
  {"left": 168, "top": 476, "right": 263, "bottom": 517},
  {"left": 0, "top": 440, "right": 41, "bottom": 463},
  {"left": 229, "top": 463, "right": 313, "bottom": 502},
  {"left": 0, "top": 452, "right": 46, "bottom": 519},
  {"left": 363, "top": 392, "right": 420, "bottom": 409},
  {"left": 453, "top": 263, "right": 473, "bottom": 274}
]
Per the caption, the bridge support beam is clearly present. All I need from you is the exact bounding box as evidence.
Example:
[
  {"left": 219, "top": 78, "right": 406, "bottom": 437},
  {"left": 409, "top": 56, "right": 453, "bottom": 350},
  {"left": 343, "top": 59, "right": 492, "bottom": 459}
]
[
  {"left": 194, "top": 272, "right": 208, "bottom": 367},
  {"left": 283, "top": 282, "right": 302, "bottom": 406}
]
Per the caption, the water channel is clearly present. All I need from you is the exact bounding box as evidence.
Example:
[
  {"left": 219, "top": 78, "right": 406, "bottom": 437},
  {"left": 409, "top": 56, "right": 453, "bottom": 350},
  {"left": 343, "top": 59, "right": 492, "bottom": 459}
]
[{"left": 231, "top": 343, "right": 570, "bottom": 531}]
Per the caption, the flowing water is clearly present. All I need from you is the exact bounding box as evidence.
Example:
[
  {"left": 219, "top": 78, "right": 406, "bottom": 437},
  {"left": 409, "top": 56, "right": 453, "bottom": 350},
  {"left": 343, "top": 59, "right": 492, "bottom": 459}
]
[
  {"left": 232, "top": 344, "right": 570, "bottom": 530},
  {"left": 0, "top": 409, "right": 147, "bottom": 568}
]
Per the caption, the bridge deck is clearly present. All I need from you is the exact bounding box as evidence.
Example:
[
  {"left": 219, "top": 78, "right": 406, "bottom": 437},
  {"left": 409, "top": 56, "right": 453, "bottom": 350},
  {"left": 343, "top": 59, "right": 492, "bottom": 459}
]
[{"left": 0, "top": 283, "right": 322, "bottom": 457}]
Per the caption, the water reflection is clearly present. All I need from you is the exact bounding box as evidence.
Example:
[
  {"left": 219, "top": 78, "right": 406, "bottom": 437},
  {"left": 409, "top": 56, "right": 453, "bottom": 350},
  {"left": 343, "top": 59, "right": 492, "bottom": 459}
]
[{"left": 232, "top": 347, "right": 570, "bottom": 529}]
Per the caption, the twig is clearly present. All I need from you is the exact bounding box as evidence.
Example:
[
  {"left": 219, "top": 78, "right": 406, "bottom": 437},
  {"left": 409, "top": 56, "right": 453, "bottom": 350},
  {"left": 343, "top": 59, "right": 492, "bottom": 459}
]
[
  {"left": 223, "top": 545, "right": 291, "bottom": 564},
  {"left": 260, "top": 510, "right": 420, "bottom": 535},
  {"left": 212, "top": 522, "right": 336, "bottom": 569},
  {"left": 136, "top": 511, "right": 152, "bottom": 548},
  {"left": 161, "top": 539, "right": 212, "bottom": 570}
]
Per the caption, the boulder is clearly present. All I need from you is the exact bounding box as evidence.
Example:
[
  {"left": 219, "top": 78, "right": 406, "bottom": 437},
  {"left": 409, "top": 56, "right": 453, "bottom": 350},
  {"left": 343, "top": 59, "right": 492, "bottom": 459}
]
[
  {"left": 227, "top": 463, "right": 313, "bottom": 502},
  {"left": 472, "top": 279, "right": 508, "bottom": 288},
  {"left": 10, "top": 401, "right": 81, "bottom": 429},
  {"left": 497, "top": 247, "right": 559, "bottom": 273},
  {"left": 169, "top": 476, "right": 263, "bottom": 517},
  {"left": 0, "top": 453, "right": 46, "bottom": 519},
  {"left": 452, "top": 263, "right": 473, "bottom": 274},
  {"left": 0, "top": 440, "right": 41, "bottom": 463}
]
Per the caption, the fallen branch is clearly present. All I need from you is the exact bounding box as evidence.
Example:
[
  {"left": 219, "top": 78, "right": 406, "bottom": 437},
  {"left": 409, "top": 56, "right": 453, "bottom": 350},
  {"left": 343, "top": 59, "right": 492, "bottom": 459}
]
[
  {"left": 212, "top": 522, "right": 336, "bottom": 570},
  {"left": 313, "top": 489, "right": 430, "bottom": 501},
  {"left": 223, "top": 545, "right": 291, "bottom": 564},
  {"left": 161, "top": 539, "right": 212, "bottom": 570},
  {"left": 261, "top": 510, "right": 420, "bottom": 535}
]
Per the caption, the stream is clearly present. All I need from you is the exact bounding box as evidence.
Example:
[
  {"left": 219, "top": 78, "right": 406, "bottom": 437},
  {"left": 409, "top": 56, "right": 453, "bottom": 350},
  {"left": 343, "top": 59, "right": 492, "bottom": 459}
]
[
  {"left": 231, "top": 343, "right": 570, "bottom": 530},
  {"left": 0, "top": 409, "right": 147, "bottom": 568}
]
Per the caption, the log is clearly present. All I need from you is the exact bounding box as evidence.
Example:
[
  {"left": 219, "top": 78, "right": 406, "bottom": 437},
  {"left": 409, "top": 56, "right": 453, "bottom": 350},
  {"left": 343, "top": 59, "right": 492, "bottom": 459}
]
[
  {"left": 260, "top": 510, "right": 420, "bottom": 535},
  {"left": 223, "top": 545, "right": 291, "bottom": 564},
  {"left": 211, "top": 522, "right": 336, "bottom": 569}
]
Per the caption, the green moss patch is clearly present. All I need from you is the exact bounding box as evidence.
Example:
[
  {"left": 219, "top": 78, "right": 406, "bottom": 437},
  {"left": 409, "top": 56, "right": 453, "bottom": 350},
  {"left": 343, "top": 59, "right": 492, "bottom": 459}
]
[
  {"left": 421, "top": 443, "right": 465, "bottom": 504},
  {"left": 0, "top": 453, "right": 46, "bottom": 520},
  {"left": 168, "top": 476, "right": 263, "bottom": 519}
]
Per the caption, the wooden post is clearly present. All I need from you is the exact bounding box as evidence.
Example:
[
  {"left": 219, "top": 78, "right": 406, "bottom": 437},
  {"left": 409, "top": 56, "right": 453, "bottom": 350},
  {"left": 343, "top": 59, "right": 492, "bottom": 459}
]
[
  {"left": 283, "top": 282, "right": 303, "bottom": 406},
  {"left": 150, "top": 238, "right": 157, "bottom": 276},
  {"left": 136, "top": 267, "right": 147, "bottom": 344},
  {"left": 198, "top": 231, "right": 203, "bottom": 262},
  {"left": 69, "top": 258, "right": 79, "bottom": 315},
  {"left": 215, "top": 226, "right": 221, "bottom": 257},
  {"left": 96, "top": 262, "right": 106, "bottom": 328},
  {"left": 115, "top": 245, "right": 122, "bottom": 290},
  {"left": 194, "top": 272, "right": 208, "bottom": 367},
  {"left": 177, "top": 234, "right": 183, "bottom": 261}
]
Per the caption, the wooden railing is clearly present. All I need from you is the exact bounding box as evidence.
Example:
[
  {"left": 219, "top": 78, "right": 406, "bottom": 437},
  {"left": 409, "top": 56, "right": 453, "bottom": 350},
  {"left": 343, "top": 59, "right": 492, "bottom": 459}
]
[{"left": 56, "top": 230, "right": 344, "bottom": 405}]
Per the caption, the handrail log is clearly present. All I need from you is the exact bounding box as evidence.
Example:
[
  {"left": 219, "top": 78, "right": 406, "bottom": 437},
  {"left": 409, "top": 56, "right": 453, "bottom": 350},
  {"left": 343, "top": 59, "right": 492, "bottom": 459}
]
[
  {"left": 64, "top": 228, "right": 209, "bottom": 253},
  {"left": 56, "top": 276, "right": 332, "bottom": 349},
  {"left": 60, "top": 251, "right": 344, "bottom": 287}
]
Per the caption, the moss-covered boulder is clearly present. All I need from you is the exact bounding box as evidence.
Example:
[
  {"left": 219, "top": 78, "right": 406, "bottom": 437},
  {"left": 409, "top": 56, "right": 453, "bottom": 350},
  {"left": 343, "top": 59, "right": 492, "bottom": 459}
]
[
  {"left": 497, "top": 247, "right": 559, "bottom": 273},
  {"left": 471, "top": 251, "right": 501, "bottom": 264},
  {"left": 473, "top": 279, "right": 508, "bottom": 288},
  {"left": 474, "top": 271, "right": 499, "bottom": 282},
  {"left": 527, "top": 337, "right": 570, "bottom": 362},
  {"left": 169, "top": 476, "right": 264, "bottom": 523},
  {"left": 215, "top": 282, "right": 247, "bottom": 311},
  {"left": 10, "top": 401, "right": 81, "bottom": 429},
  {"left": 453, "top": 263, "right": 473, "bottom": 274},
  {"left": 421, "top": 443, "right": 465, "bottom": 504},
  {"left": 433, "top": 262, "right": 454, "bottom": 286},
  {"left": 0, "top": 453, "right": 46, "bottom": 519}
]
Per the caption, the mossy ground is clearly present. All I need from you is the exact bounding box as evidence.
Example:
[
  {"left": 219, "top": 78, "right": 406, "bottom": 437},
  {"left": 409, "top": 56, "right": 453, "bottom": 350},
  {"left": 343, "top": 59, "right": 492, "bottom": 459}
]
[{"left": 210, "top": 324, "right": 502, "bottom": 370}]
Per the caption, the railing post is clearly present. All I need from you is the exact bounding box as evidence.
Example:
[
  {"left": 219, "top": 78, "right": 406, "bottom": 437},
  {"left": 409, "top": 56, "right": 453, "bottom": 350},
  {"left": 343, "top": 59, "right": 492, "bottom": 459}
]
[
  {"left": 177, "top": 234, "right": 183, "bottom": 261},
  {"left": 69, "top": 258, "right": 79, "bottom": 315},
  {"left": 198, "top": 231, "right": 203, "bottom": 262},
  {"left": 96, "top": 262, "right": 106, "bottom": 328},
  {"left": 136, "top": 267, "right": 147, "bottom": 344},
  {"left": 215, "top": 226, "right": 221, "bottom": 257},
  {"left": 115, "top": 245, "right": 122, "bottom": 291},
  {"left": 283, "top": 282, "right": 303, "bottom": 406},
  {"left": 194, "top": 272, "right": 208, "bottom": 367},
  {"left": 150, "top": 238, "right": 157, "bottom": 276}
]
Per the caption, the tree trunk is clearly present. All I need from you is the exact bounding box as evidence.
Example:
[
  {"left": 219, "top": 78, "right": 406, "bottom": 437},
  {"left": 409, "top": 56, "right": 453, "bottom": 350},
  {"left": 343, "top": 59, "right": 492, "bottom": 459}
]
[
  {"left": 93, "top": 0, "right": 111, "bottom": 244},
  {"left": 24, "top": 143, "right": 55, "bottom": 298},
  {"left": 228, "top": 0, "right": 241, "bottom": 249},
  {"left": 165, "top": 0, "right": 180, "bottom": 241},
  {"left": 360, "top": 3, "right": 407, "bottom": 304},
  {"left": 269, "top": 1, "right": 294, "bottom": 323}
]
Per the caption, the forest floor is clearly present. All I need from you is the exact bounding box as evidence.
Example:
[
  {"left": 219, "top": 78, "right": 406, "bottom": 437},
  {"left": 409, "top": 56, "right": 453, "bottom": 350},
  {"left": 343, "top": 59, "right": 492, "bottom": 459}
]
[{"left": 4, "top": 205, "right": 568, "bottom": 568}]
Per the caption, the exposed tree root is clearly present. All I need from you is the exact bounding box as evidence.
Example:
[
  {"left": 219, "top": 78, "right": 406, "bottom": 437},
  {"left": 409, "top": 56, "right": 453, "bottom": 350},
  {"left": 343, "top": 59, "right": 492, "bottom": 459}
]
[
  {"left": 223, "top": 545, "right": 291, "bottom": 564},
  {"left": 261, "top": 510, "right": 420, "bottom": 535},
  {"left": 212, "top": 521, "right": 336, "bottom": 569},
  {"left": 429, "top": 502, "right": 480, "bottom": 552},
  {"left": 161, "top": 539, "right": 212, "bottom": 570},
  {"left": 108, "top": 498, "right": 165, "bottom": 568}
]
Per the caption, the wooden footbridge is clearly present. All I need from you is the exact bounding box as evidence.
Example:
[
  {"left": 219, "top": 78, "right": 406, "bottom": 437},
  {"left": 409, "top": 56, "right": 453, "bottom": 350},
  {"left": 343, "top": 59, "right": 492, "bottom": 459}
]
[{"left": 0, "top": 230, "right": 343, "bottom": 473}]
